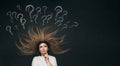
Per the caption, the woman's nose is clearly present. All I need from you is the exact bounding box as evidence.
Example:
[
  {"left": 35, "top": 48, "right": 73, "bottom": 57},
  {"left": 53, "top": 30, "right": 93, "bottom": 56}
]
[{"left": 42, "top": 48, "right": 44, "bottom": 50}]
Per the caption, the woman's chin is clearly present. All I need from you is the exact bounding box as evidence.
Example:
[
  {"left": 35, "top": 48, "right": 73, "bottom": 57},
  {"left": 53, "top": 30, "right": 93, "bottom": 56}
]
[{"left": 41, "top": 52, "right": 47, "bottom": 55}]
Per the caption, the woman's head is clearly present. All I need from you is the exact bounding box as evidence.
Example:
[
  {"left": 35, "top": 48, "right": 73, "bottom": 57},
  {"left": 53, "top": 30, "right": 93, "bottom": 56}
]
[{"left": 36, "top": 41, "right": 50, "bottom": 55}]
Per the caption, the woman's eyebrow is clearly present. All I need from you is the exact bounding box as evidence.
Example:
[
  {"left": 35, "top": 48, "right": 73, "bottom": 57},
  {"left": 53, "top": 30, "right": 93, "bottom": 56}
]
[{"left": 39, "top": 46, "right": 42, "bottom": 47}]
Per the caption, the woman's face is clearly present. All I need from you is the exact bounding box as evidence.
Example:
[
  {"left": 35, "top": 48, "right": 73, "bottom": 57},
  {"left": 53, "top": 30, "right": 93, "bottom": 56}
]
[{"left": 39, "top": 43, "right": 49, "bottom": 55}]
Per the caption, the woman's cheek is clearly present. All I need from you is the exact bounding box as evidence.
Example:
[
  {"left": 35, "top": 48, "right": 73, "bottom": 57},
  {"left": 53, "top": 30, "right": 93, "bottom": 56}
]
[{"left": 39, "top": 48, "right": 42, "bottom": 52}]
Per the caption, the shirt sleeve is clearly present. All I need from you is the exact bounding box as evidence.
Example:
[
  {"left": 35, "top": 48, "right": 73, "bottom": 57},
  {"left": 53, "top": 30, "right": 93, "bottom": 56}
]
[
  {"left": 52, "top": 57, "right": 58, "bottom": 66},
  {"left": 31, "top": 57, "right": 38, "bottom": 66}
]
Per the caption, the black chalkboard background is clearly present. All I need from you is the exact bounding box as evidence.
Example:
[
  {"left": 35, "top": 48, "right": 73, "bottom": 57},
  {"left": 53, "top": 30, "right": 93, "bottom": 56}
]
[{"left": 0, "top": 0, "right": 119, "bottom": 66}]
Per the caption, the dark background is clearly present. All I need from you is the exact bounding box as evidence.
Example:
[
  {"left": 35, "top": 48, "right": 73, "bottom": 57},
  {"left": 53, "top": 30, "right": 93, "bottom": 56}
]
[{"left": 0, "top": 0, "right": 120, "bottom": 66}]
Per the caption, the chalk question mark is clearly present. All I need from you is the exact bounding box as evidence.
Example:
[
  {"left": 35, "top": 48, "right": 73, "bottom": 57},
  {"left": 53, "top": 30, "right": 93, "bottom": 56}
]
[
  {"left": 17, "top": 13, "right": 24, "bottom": 22},
  {"left": 55, "top": 6, "right": 63, "bottom": 20},
  {"left": 46, "top": 14, "right": 53, "bottom": 23},
  {"left": 20, "top": 18, "right": 26, "bottom": 29},
  {"left": 17, "top": 13, "right": 26, "bottom": 29},
  {"left": 33, "top": 15, "right": 38, "bottom": 24},
  {"left": 60, "top": 24, "right": 68, "bottom": 31},
  {"left": 7, "top": 11, "right": 13, "bottom": 23},
  {"left": 36, "top": 7, "right": 41, "bottom": 15},
  {"left": 42, "top": 15, "right": 48, "bottom": 26},
  {"left": 69, "top": 22, "right": 79, "bottom": 28},
  {"left": 16, "top": 5, "right": 21, "bottom": 10},
  {"left": 12, "top": 11, "right": 17, "bottom": 20},
  {"left": 42, "top": 6, "right": 47, "bottom": 15},
  {"left": 25, "top": 5, "right": 35, "bottom": 22},
  {"left": 62, "top": 10, "right": 68, "bottom": 17},
  {"left": 55, "top": 17, "right": 64, "bottom": 27},
  {"left": 6, "top": 25, "right": 14, "bottom": 35}
]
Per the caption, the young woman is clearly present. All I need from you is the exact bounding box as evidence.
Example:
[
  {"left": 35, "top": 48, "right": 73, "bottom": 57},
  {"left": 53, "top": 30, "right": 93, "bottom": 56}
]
[
  {"left": 32, "top": 41, "right": 57, "bottom": 66},
  {"left": 16, "top": 26, "right": 69, "bottom": 66}
]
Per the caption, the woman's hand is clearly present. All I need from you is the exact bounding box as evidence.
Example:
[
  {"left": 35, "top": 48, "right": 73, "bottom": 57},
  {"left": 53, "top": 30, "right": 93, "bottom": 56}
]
[
  {"left": 43, "top": 53, "right": 53, "bottom": 66},
  {"left": 43, "top": 53, "right": 49, "bottom": 61}
]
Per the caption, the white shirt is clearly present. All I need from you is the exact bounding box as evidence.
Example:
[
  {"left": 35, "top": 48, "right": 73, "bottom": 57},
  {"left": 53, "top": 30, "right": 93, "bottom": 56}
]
[{"left": 32, "top": 55, "right": 57, "bottom": 66}]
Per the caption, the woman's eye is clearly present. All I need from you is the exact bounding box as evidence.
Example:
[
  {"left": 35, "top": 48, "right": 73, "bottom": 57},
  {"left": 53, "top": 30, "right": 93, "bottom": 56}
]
[{"left": 39, "top": 46, "right": 42, "bottom": 48}]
